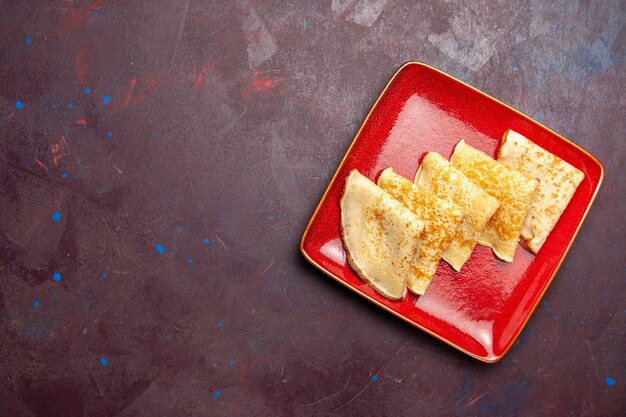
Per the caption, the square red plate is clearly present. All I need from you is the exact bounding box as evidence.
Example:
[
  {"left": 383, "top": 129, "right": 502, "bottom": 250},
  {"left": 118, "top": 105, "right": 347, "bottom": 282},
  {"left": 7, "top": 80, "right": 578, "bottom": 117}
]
[{"left": 300, "top": 62, "right": 603, "bottom": 362}]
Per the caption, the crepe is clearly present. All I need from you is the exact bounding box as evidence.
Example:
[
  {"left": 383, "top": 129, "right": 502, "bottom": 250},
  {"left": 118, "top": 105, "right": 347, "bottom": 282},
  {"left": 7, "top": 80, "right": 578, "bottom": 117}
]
[
  {"left": 415, "top": 152, "right": 500, "bottom": 271},
  {"left": 378, "top": 168, "right": 463, "bottom": 294},
  {"left": 497, "top": 129, "right": 585, "bottom": 253},
  {"left": 450, "top": 140, "right": 539, "bottom": 262},
  {"left": 340, "top": 170, "right": 424, "bottom": 300}
]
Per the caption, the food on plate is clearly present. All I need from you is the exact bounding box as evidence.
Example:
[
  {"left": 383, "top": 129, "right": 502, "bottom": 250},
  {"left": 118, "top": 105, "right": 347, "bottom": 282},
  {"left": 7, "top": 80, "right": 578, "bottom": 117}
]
[
  {"left": 497, "top": 129, "right": 585, "bottom": 253},
  {"left": 414, "top": 152, "right": 501, "bottom": 271},
  {"left": 377, "top": 168, "right": 463, "bottom": 294},
  {"left": 340, "top": 169, "right": 424, "bottom": 300},
  {"left": 338, "top": 129, "right": 584, "bottom": 301},
  {"left": 450, "top": 140, "right": 539, "bottom": 262}
]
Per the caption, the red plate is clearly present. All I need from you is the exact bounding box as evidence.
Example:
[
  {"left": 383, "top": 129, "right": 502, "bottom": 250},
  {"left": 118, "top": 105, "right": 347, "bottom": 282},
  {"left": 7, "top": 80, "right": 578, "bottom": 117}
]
[{"left": 300, "top": 62, "right": 603, "bottom": 362}]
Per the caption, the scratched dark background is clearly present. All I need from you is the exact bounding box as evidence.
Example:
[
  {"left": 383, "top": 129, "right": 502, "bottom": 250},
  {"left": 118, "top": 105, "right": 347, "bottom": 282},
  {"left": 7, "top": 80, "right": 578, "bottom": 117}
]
[{"left": 0, "top": 1, "right": 624, "bottom": 416}]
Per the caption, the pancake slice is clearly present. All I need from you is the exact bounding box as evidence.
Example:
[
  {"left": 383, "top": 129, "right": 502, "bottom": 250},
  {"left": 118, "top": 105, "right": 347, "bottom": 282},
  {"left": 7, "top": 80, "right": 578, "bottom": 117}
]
[
  {"left": 450, "top": 140, "right": 539, "bottom": 262},
  {"left": 415, "top": 152, "right": 500, "bottom": 271},
  {"left": 340, "top": 170, "right": 425, "bottom": 300},
  {"left": 378, "top": 168, "right": 463, "bottom": 294},
  {"left": 497, "top": 129, "right": 584, "bottom": 253}
]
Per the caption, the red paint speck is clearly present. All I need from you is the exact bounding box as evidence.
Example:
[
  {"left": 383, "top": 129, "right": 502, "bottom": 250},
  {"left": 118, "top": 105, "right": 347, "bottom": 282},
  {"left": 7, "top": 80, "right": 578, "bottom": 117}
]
[
  {"left": 124, "top": 79, "right": 137, "bottom": 108},
  {"left": 243, "top": 68, "right": 282, "bottom": 95},
  {"left": 51, "top": 135, "right": 69, "bottom": 166},
  {"left": 194, "top": 64, "right": 210, "bottom": 89},
  {"left": 76, "top": 118, "right": 87, "bottom": 126},
  {"left": 114, "top": 75, "right": 161, "bottom": 110},
  {"left": 144, "top": 76, "right": 159, "bottom": 90},
  {"left": 244, "top": 78, "right": 281, "bottom": 94},
  {"left": 35, "top": 159, "right": 48, "bottom": 171}
]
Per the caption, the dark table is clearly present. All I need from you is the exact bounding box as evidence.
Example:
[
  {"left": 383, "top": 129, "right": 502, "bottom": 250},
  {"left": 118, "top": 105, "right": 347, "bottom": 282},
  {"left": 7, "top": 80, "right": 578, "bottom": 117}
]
[{"left": 1, "top": 1, "right": 624, "bottom": 416}]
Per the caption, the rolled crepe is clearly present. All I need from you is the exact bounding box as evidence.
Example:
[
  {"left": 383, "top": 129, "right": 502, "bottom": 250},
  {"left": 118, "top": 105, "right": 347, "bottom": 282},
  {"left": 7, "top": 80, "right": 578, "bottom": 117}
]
[
  {"left": 450, "top": 140, "right": 539, "bottom": 262},
  {"left": 340, "top": 170, "right": 424, "bottom": 300},
  {"left": 378, "top": 168, "right": 463, "bottom": 294},
  {"left": 497, "top": 130, "right": 584, "bottom": 253},
  {"left": 415, "top": 152, "right": 500, "bottom": 271}
]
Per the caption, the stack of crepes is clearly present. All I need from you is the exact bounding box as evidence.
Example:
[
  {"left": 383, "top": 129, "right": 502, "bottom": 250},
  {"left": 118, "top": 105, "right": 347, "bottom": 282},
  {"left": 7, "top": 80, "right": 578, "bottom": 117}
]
[{"left": 340, "top": 130, "right": 584, "bottom": 300}]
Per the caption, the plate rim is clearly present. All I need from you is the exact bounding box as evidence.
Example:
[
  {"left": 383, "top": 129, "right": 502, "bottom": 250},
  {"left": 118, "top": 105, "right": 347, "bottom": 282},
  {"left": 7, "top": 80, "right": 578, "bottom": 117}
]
[{"left": 299, "top": 61, "right": 605, "bottom": 363}]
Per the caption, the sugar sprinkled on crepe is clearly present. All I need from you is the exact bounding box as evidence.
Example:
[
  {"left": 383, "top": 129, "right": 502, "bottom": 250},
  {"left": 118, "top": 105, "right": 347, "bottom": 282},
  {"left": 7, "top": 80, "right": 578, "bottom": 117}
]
[
  {"left": 378, "top": 168, "right": 463, "bottom": 294},
  {"left": 497, "top": 130, "right": 584, "bottom": 253},
  {"left": 450, "top": 140, "right": 538, "bottom": 262},
  {"left": 415, "top": 152, "right": 500, "bottom": 271},
  {"left": 340, "top": 170, "right": 424, "bottom": 300}
]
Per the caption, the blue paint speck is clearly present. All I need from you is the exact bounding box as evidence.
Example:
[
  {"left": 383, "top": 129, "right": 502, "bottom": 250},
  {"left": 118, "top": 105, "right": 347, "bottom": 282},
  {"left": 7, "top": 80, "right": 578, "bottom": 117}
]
[
  {"left": 165, "top": 335, "right": 172, "bottom": 341},
  {"left": 228, "top": 360, "right": 234, "bottom": 367},
  {"left": 107, "top": 131, "right": 113, "bottom": 137},
  {"left": 67, "top": 103, "right": 73, "bottom": 109},
  {"left": 512, "top": 66, "right": 519, "bottom": 74},
  {"left": 212, "top": 391, "right": 221, "bottom": 399},
  {"left": 103, "top": 95, "right": 111, "bottom": 104},
  {"left": 203, "top": 238, "right": 210, "bottom": 245},
  {"left": 605, "top": 377, "right": 616, "bottom": 386},
  {"left": 62, "top": 172, "right": 68, "bottom": 178},
  {"left": 101, "top": 273, "right": 107, "bottom": 279},
  {"left": 83, "top": 87, "right": 90, "bottom": 94},
  {"left": 268, "top": 215, "right": 274, "bottom": 221},
  {"left": 218, "top": 320, "right": 224, "bottom": 327},
  {"left": 91, "top": 8, "right": 105, "bottom": 17},
  {"left": 33, "top": 300, "right": 40, "bottom": 307},
  {"left": 371, "top": 375, "right": 379, "bottom": 381},
  {"left": 535, "top": 115, "right": 544, "bottom": 123},
  {"left": 303, "top": 19, "right": 307, "bottom": 29},
  {"left": 15, "top": 101, "right": 24, "bottom": 109},
  {"left": 155, "top": 244, "right": 165, "bottom": 254},
  {"left": 25, "top": 36, "right": 32, "bottom": 45},
  {"left": 53, "top": 272, "right": 62, "bottom": 281},
  {"left": 51, "top": 211, "right": 62, "bottom": 222},
  {"left": 99, "top": 357, "right": 108, "bottom": 367},
  {"left": 187, "top": 258, "right": 193, "bottom": 264}
]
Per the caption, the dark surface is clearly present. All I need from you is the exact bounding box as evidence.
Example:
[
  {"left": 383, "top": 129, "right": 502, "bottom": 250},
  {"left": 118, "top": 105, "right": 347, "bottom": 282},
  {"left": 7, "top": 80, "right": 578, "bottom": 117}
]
[{"left": 0, "top": 1, "right": 624, "bottom": 416}]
